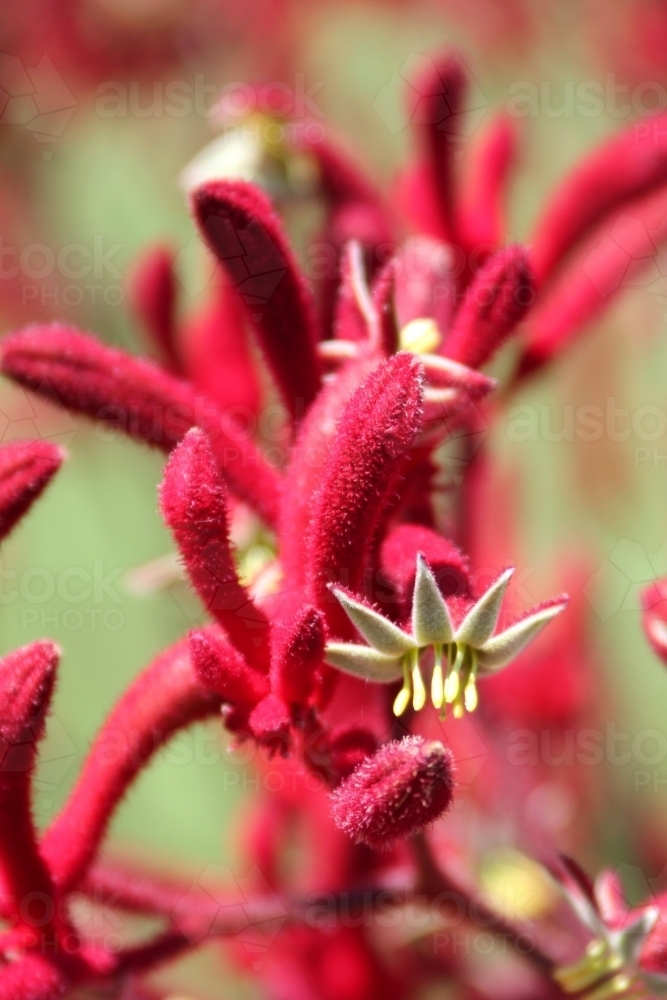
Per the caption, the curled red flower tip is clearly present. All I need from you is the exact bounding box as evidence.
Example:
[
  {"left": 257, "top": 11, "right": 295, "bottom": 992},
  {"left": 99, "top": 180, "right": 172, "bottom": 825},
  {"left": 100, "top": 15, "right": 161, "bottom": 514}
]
[
  {"left": 443, "top": 245, "right": 533, "bottom": 369},
  {"left": 0, "top": 440, "right": 64, "bottom": 543},
  {"left": 191, "top": 179, "right": 321, "bottom": 419},
  {"left": 330, "top": 736, "right": 455, "bottom": 849},
  {"left": 160, "top": 428, "right": 269, "bottom": 669},
  {"left": 127, "top": 244, "right": 180, "bottom": 371},
  {"left": 0, "top": 639, "right": 59, "bottom": 749}
]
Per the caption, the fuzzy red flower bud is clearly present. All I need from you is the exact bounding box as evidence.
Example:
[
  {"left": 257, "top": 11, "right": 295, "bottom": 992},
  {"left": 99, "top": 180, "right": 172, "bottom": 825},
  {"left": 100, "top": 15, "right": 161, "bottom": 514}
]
[
  {"left": 307, "top": 353, "right": 424, "bottom": 635},
  {"left": 160, "top": 429, "right": 269, "bottom": 669},
  {"left": 0, "top": 440, "right": 64, "bottom": 542},
  {"left": 127, "top": 244, "right": 179, "bottom": 371},
  {"left": 188, "top": 628, "right": 268, "bottom": 706},
  {"left": 443, "top": 245, "right": 533, "bottom": 369},
  {"left": 330, "top": 736, "right": 455, "bottom": 849},
  {"left": 270, "top": 605, "right": 325, "bottom": 710},
  {"left": 191, "top": 179, "right": 321, "bottom": 419}
]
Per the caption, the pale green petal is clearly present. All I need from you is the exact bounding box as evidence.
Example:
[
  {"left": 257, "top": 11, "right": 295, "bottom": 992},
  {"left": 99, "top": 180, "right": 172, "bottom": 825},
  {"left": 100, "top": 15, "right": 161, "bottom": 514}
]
[
  {"left": 477, "top": 601, "right": 566, "bottom": 670},
  {"left": 324, "top": 643, "right": 403, "bottom": 682},
  {"left": 412, "top": 555, "right": 454, "bottom": 646},
  {"left": 455, "top": 568, "right": 514, "bottom": 648},
  {"left": 331, "top": 588, "right": 416, "bottom": 655}
]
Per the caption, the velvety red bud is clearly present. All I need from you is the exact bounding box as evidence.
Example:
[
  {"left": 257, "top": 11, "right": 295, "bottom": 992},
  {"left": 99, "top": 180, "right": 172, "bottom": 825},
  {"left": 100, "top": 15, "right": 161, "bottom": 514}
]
[
  {"left": 0, "top": 642, "right": 62, "bottom": 941},
  {"left": 127, "top": 244, "right": 180, "bottom": 371},
  {"left": 41, "top": 638, "right": 221, "bottom": 892},
  {"left": 531, "top": 123, "right": 667, "bottom": 286},
  {"left": 248, "top": 694, "right": 291, "bottom": 752},
  {"left": 188, "top": 628, "right": 268, "bottom": 706},
  {"left": 380, "top": 524, "right": 470, "bottom": 605},
  {"left": 0, "top": 439, "right": 64, "bottom": 543},
  {"left": 191, "top": 180, "right": 320, "bottom": 419},
  {"left": 641, "top": 579, "right": 667, "bottom": 664},
  {"left": 409, "top": 51, "right": 468, "bottom": 244},
  {"left": 443, "top": 245, "right": 533, "bottom": 369},
  {"left": 306, "top": 353, "right": 424, "bottom": 635},
  {"left": 270, "top": 605, "right": 325, "bottom": 710},
  {"left": 330, "top": 736, "right": 455, "bottom": 849},
  {"left": 160, "top": 429, "right": 269, "bottom": 669}
]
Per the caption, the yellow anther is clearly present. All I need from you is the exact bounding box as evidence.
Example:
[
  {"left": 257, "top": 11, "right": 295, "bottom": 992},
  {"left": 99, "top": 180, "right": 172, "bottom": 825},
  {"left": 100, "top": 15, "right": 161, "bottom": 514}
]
[
  {"left": 464, "top": 679, "right": 478, "bottom": 712},
  {"left": 445, "top": 645, "right": 464, "bottom": 703},
  {"left": 431, "top": 645, "right": 444, "bottom": 709},
  {"left": 452, "top": 701, "right": 465, "bottom": 719},
  {"left": 393, "top": 658, "right": 412, "bottom": 717},
  {"left": 411, "top": 653, "right": 427, "bottom": 711},
  {"left": 399, "top": 317, "right": 442, "bottom": 355}
]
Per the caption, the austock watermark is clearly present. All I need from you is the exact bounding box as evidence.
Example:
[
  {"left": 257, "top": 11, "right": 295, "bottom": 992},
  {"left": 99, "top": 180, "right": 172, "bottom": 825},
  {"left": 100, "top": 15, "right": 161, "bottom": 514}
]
[{"left": 0, "top": 236, "right": 125, "bottom": 309}]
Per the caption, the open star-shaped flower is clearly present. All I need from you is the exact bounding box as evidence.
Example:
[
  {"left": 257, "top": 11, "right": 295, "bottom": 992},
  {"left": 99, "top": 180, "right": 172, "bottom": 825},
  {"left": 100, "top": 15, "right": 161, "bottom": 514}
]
[{"left": 325, "top": 555, "right": 568, "bottom": 717}]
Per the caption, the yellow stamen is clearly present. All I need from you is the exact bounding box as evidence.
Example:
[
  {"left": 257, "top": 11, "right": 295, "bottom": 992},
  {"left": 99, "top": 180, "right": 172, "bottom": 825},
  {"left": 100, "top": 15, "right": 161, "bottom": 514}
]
[
  {"left": 393, "top": 657, "right": 412, "bottom": 717},
  {"left": 411, "top": 650, "right": 426, "bottom": 711},
  {"left": 398, "top": 317, "right": 442, "bottom": 355},
  {"left": 431, "top": 644, "right": 444, "bottom": 709},
  {"left": 444, "top": 645, "right": 463, "bottom": 703},
  {"left": 464, "top": 650, "right": 479, "bottom": 712}
]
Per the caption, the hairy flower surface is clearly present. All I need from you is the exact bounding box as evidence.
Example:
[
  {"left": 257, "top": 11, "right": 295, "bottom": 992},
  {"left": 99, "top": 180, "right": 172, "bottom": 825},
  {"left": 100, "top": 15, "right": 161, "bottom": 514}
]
[{"left": 330, "top": 736, "right": 455, "bottom": 848}]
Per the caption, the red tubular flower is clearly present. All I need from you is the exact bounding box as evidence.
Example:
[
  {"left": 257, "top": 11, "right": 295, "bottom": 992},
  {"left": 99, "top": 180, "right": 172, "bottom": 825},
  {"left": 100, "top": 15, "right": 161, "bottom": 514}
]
[
  {"left": 191, "top": 179, "right": 321, "bottom": 420},
  {"left": 330, "top": 736, "right": 455, "bottom": 849},
  {"left": 40, "top": 639, "right": 221, "bottom": 892},
  {"left": 410, "top": 51, "right": 468, "bottom": 246},
  {"left": 442, "top": 245, "right": 533, "bottom": 368},
  {"left": 641, "top": 578, "right": 667, "bottom": 664},
  {"left": 127, "top": 244, "right": 179, "bottom": 372},
  {"left": 160, "top": 428, "right": 269, "bottom": 669},
  {"left": 0, "top": 440, "right": 64, "bottom": 542},
  {"left": 278, "top": 357, "right": 377, "bottom": 599},
  {"left": 306, "top": 353, "right": 424, "bottom": 634},
  {"left": 517, "top": 192, "right": 667, "bottom": 378},
  {"left": 458, "top": 113, "right": 517, "bottom": 254},
  {"left": 0, "top": 324, "right": 195, "bottom": 450},
  {"left": 0, "top": 642, "right": 65, "bottom": 948},
  {"left": 0, "top": 324, "right": 282, "bottom": 526},
  {"left": 530, "top": 121, "right": 667, "bottom": 286}
]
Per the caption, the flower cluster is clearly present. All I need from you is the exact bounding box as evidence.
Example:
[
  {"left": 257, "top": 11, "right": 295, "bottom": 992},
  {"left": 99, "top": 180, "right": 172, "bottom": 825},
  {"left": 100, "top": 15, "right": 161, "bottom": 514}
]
[{"left": 1, "top": 46, "right": 667, "bottom": 1000}]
